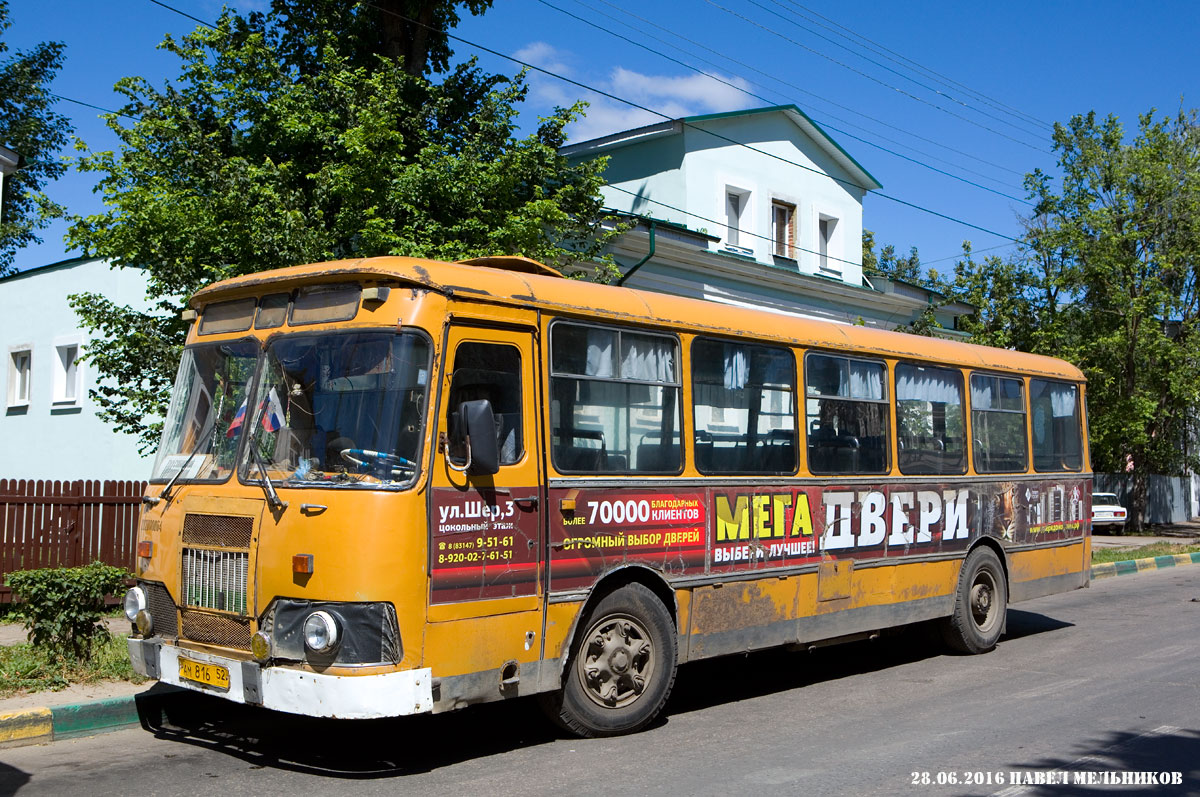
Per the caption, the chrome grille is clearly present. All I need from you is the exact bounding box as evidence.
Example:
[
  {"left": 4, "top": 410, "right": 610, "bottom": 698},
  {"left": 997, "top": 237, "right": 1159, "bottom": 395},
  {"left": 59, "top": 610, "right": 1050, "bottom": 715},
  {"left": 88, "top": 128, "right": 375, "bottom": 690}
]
[
  {"left": 182, "top": 548, "right": 249, "bottom": 615},
  {"left": 182, "top": 514, "right": 253, "bottom": 548},
  {"left": 181, "top": 610, "right": 252, "bottom": 649}
]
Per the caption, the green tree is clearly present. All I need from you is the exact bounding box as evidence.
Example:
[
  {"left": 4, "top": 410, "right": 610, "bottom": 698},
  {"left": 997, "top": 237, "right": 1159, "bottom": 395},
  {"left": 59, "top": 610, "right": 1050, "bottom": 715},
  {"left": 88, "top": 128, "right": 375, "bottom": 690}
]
[
  {"left": 0, "top": 0, "right": 71, "bottom": 276},
  {"left": 68, "top": 2, "right": 617, "bottom": 450},
  {"left": 861, "top": 229, "right": 944, "bottom": 335}
]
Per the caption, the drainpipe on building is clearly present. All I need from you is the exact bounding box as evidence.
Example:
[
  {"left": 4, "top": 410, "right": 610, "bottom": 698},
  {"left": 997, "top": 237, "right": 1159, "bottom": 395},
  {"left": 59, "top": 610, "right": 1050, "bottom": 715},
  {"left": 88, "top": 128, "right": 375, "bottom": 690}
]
[{"left": 616, "top": 220, "right": 656, "bottom": 287}]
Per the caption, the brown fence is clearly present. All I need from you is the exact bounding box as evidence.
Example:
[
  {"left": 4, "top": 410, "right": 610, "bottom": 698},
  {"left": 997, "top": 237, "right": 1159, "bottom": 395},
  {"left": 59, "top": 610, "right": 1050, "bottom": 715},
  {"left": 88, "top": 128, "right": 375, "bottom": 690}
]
[{"left": 0, "top": 479, "right": 146, "bottom": 603}]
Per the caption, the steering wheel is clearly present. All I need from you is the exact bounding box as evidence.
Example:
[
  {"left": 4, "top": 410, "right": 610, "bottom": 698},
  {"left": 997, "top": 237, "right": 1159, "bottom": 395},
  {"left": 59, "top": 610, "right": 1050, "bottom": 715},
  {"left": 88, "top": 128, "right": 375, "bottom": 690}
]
[{"left": 340, "top": 448, "right": 416, "bottom": 478}]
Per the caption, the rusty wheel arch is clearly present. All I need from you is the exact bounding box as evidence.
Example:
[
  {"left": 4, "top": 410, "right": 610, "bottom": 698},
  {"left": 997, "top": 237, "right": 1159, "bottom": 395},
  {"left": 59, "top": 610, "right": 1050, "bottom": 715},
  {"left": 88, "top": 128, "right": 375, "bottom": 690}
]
[{"left": 552, "top": 564, "right": 678, "bottom": 683}]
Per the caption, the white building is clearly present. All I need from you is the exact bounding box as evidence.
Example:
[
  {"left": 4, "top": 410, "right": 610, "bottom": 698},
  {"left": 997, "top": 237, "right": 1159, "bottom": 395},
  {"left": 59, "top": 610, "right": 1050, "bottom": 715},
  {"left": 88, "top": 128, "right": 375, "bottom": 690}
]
[
  {"left": 0, "top": 257, "right": 156, "bottom": 480},
  {"left": 563, "top": 105, "right": 971, "bottom": 331}
]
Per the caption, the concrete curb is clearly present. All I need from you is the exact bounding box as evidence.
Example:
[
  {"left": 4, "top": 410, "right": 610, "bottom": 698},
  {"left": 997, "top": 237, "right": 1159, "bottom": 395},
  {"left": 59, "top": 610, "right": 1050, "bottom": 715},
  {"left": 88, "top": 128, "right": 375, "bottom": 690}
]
[
  {"left": 0, "top": 686, "right": 184, "bottom": 748},
  {"left": 1091, "top": 551, "right": 1200, "bottom": 580},
  {"left": 2, "top": 550, "right": 1198, "bottom": 748}
]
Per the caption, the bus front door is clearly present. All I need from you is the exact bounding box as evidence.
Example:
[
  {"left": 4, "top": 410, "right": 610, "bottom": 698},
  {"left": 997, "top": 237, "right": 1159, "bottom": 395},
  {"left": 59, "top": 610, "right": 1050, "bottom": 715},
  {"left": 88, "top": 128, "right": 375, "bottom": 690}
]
[{"left": 426, "top": 324, "right": 544, "bottom": 698}]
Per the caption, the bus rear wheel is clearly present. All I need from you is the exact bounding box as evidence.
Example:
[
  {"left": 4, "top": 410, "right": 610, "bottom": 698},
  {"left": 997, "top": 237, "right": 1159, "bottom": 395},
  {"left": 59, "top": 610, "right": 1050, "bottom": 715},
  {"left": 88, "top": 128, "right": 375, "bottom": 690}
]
[
  {"left": 940, "top": 547, "right": 1007, "bottom": 654},
  {"left": 545, "top": 583, "right": 677, "bottom": 737}
]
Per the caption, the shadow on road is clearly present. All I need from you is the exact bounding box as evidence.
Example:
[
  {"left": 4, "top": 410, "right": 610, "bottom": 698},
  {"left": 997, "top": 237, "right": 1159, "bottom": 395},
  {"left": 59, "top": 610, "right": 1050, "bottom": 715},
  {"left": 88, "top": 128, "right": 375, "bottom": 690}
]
[
  {"left": 1006, "top": 726, "right": 1199, "bottom": 796},
  {"left": 132, "top": 610, "right": 1076, "bottom": 778}
]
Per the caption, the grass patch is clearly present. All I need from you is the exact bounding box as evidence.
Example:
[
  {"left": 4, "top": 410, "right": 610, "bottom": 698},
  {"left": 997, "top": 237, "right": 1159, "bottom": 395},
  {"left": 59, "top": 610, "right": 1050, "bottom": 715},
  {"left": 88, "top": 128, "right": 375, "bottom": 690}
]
[
  {"left": 0, "top": 633, "right": 146, "bottom": 696},
  {"left": 1092, "top": 542, "right": 1200, "bottom": 564}
]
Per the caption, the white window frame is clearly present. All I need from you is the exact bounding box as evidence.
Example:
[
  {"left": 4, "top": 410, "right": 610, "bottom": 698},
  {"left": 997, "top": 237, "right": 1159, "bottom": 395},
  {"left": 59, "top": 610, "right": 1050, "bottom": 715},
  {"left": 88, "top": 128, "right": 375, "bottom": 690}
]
[
  {"left": 723, "top": 185, "right": 753, "bottom": 256},
  {"left": 52, "top": 337, "right": 83, "bottom": 407},
  {"left": 771, "top": 200, "right": 797, "bottom": 260},
  {"left": 817, "top": 212, "right": 841, "bottom": 274},
  {"left": 7, "top": 345, "right": 32, "bottom": 408}
]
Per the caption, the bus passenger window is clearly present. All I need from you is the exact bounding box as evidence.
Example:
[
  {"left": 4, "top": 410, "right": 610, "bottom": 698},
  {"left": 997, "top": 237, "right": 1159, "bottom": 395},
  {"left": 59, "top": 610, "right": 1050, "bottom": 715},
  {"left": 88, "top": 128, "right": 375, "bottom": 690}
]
[
  {"left": 896, "top": 364, "right": 966, "bottom": 475},
  {"left": 971, "top": 374, "right": 1027, "bottom": 473},
  {"left": 550, "top": 322, "right": 681, "bottom": 474},
  {"left": 804, "top": 353, "right": 888, "bottom": 475},
  {"left": 1030, "top": 379, "right": 1082, "bottom": 471},
  {"left": 447, "top": 343, "right": 523, "bottom": 466},
  {"left": 692, "top": 339, "right": 797, "bottom": 474}
]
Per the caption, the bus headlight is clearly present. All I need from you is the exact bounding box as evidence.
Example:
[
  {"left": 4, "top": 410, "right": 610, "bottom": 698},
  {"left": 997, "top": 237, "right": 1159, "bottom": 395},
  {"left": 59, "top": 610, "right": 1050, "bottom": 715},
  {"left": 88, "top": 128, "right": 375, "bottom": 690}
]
[
  {"left": 303, "top": 611, "right": 340, "bottom": 654},
  {"left": 124, "top": 587, "right": 147, "bottom": 622},
  {"left": 251, "top": 631, "right": 272, "bottom": 662},
  {"left": 135, "top": 609, "right": 154, "bottom": 636}
]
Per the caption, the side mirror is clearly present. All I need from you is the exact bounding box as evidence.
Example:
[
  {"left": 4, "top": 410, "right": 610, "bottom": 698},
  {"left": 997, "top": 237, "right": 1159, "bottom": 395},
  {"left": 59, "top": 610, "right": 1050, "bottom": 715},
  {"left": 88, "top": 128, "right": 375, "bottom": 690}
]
[{"left": 451, "top": 399, "right": 499, "bottom": 475}]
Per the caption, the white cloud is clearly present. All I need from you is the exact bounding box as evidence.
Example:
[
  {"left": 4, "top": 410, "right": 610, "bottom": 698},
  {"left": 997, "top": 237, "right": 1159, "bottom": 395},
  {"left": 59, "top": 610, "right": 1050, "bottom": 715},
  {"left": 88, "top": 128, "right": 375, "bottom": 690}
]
[{"left": 513, "top": 42, "right": 573, "bottom": 78}]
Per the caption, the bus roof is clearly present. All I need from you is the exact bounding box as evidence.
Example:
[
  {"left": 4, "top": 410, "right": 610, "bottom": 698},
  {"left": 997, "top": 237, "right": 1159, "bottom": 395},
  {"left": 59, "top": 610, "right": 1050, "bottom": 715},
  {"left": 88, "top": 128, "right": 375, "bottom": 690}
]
[{"left": 191, "top": 256, "right": 1085, "bottom": 381}]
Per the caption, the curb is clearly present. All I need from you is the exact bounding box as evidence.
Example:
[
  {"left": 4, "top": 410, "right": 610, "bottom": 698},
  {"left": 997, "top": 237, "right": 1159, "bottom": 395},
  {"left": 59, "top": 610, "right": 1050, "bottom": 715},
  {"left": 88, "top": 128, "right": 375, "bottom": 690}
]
[
  {"left": 0, "top": 686, "right": 184, "bottom": 749},
  {"left": 1091, "top": 551, "right": 1200, "bottom": 580}
]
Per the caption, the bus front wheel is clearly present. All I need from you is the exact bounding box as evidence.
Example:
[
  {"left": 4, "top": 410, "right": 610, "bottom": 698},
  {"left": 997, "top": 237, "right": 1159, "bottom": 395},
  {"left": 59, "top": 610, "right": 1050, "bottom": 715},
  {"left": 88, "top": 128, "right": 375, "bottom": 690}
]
[
  {"left": 941, "top": 547, "right": 1007, "bottom": 654},
  {"left": 546, "top": 583, "right": 677, "bottom": 737}
]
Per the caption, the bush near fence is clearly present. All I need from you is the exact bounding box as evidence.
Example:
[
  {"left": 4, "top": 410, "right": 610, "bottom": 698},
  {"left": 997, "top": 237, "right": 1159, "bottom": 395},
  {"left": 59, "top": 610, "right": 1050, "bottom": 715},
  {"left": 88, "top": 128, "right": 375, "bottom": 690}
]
[{"left": 0, "top": 479, "right": 145, "bottom": 603}]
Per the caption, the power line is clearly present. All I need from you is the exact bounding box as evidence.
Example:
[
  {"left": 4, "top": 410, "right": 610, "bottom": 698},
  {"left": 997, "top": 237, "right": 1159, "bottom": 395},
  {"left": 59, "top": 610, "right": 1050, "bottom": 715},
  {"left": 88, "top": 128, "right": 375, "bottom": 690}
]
[
  {"left": 536, "top": 0, "right": 1032, "bottom": 205},
  {"left": 704, "top": 0, "right": 1049, "bottom": 153},
  {"left": 585, "top": 0, "right": 1029, "bottom": 183},
  {"left": 150, "top": 0, "right": 1020, "bottom": 242},
  {"left": 758, "top": 0, "right": 1051, "bottom": 138},
  {"left": 782, "top": 0, "right": 1052, "bottom": 130},
  {"left": 49, "top": 93, "right": 138, "bottom": 122}
]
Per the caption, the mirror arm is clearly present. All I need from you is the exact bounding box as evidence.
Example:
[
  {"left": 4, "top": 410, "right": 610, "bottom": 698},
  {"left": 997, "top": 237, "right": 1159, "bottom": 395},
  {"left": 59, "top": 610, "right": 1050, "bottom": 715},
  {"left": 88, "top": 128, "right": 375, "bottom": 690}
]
[{"left": 440, "top": 431, "right": 473, "bottom": 473}]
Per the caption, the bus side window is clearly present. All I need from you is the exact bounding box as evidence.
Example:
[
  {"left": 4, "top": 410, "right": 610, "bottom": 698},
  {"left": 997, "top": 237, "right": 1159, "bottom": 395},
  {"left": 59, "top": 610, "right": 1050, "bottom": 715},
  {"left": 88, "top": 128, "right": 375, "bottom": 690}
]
[
  {"left": 804, "top": 353, "right": 889, "bottom": 475},
  {"left": 971, "top": 374, "right": 1027, "bottom": 473},
  {"left": 1030, "top": 379, "right": 1082, "bottom": 472},
  {"left": 895, "top": 363, "right": 967, "bottom": 475},
  {"left": 447, "top": 343, "right": 523, "bottom": 466}
]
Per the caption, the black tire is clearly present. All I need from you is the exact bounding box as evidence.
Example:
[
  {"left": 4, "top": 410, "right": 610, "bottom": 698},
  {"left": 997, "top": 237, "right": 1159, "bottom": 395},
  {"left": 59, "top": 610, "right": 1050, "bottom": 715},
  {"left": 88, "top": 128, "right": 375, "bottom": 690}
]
[
  {"left": 543, "top": 583, "right": 677, "bottom": 737},
  {"left": 940, "top": 547, "right": 1007, "bottom": 654}
]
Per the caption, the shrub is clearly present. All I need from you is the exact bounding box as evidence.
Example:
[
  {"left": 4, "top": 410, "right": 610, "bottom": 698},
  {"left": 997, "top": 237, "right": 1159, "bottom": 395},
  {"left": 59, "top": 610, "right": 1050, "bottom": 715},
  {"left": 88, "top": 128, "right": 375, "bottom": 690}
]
[{"left": 5, "top": 562, "right": 130, "bottom": 663}]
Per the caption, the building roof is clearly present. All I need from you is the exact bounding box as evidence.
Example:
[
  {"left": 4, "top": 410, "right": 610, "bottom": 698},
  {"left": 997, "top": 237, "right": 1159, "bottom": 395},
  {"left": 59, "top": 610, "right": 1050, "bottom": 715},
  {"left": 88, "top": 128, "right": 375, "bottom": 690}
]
[{"left": 560, "top": 104, "right": 882, "bottom": 192}]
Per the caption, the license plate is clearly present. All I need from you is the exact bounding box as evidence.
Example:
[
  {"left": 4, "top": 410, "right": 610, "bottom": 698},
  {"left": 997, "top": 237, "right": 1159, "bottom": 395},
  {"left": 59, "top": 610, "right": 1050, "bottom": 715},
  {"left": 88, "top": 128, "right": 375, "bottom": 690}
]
[{"left": 178, "top": 656, "right": 230, "bottom": 691}]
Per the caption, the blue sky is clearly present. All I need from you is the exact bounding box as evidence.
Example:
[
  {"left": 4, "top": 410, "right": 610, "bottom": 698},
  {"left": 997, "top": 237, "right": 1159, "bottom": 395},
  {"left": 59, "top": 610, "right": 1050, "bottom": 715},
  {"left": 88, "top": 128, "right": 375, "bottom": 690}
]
[{"left": 4, "top": 0, "right": 1199, "bottom": 274}]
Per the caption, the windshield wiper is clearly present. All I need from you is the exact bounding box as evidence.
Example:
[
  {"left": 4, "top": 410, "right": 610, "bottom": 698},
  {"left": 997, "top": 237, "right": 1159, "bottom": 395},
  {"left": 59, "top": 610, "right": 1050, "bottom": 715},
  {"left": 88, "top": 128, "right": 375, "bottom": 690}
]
[
  {"left": 249, "top": 441, "right": 288, "bottom": 512},
  {"left": 145, "top": 418, "right": 217, "bottom": 506}
]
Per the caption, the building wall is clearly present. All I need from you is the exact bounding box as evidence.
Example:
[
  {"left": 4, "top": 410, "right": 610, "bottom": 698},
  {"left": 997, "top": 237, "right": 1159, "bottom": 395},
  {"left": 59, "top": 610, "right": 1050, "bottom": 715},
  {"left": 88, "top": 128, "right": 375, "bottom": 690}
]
[{"left": 0, "top": 258, "right": 156, "bottom": 480}]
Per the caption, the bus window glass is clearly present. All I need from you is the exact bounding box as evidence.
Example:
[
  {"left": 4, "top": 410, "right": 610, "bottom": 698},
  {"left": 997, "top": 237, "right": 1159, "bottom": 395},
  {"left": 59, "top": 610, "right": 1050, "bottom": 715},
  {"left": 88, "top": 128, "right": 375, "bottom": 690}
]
[
  {"left": 551, "top": 323, "right": 681, "bottom": 473},
  {"left": 971, "top": 374, "right": 1027, "bottom": 473},
  {"left": 447, "top": 343, "right": 523, "bottom": 466},
  {"left": 805, "top": 353, "right": 888, "bottom": 474},
  {"left": 238, "top": 331, "right": 430, "bottom": 488},
  {"left": 1030, "top": 379, "right": 1082, "bottom": 471},
  {"left": 255, "top": 293, "right": 289, "bottom": 329},
  {"left": 896, "top": 364, "right": 966, "bottom": 475},
  {"left": 692, "top": 339, "right": 797, "bottom": 474},
  {"left": 199, "top": 298, "right": 256, "bottom": 335}
]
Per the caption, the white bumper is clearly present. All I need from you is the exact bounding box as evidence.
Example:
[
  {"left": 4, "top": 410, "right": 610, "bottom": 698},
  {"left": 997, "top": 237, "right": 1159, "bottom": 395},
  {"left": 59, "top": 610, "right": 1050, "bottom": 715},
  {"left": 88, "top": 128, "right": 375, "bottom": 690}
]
[{"left": 128, "top": 637, "right": 433, "bottom": 719}]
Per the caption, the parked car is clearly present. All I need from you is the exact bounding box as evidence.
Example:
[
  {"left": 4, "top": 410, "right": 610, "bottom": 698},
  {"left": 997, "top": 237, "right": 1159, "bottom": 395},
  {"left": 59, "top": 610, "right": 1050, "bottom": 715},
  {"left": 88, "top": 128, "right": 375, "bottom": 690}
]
[{"left": 1091, "top": 492, "right": 1128, "bottom": 533}]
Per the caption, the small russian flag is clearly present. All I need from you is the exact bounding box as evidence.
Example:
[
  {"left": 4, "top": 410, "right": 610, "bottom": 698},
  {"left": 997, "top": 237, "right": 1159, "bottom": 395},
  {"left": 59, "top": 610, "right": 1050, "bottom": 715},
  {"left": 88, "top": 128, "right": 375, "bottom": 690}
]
[
  {"left": 226, "top": 400, "right": 247, "bottom": 438},
  {"left": 262, "top": 387, "right": 285, "bottom": 433}
]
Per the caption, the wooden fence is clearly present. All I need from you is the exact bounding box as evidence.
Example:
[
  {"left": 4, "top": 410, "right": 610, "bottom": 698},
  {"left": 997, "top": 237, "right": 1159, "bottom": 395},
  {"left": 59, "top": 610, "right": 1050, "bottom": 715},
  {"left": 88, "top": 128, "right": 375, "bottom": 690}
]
[{"left": 0, "top": 479, "right": 146, "bottom": 602}]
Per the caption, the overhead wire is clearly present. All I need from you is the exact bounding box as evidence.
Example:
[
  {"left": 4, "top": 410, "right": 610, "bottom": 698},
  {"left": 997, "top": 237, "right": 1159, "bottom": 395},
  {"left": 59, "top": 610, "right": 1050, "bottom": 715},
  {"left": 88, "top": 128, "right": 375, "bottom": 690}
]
[
  {"left": 704, "top": 0, "right": 1049, "bottom": 153},
  {"left": 536, "top": 0, "right": 1033, "bottom": 205}
]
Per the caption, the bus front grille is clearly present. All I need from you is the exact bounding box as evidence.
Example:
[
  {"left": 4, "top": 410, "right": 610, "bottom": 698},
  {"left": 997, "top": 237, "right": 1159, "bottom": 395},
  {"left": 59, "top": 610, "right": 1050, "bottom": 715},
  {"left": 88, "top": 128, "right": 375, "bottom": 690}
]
[
  {"left": 143, "top": 581, "right": 179, "bottom": 639},
  {"left": 180, "top": 610, "right": 252, "bottom": 650},
  {"left": 182, "top": 548, "right": 249, "bottom": 614},
  {"left": 182, "top": 513, "right": 253, "bottom": 548}
]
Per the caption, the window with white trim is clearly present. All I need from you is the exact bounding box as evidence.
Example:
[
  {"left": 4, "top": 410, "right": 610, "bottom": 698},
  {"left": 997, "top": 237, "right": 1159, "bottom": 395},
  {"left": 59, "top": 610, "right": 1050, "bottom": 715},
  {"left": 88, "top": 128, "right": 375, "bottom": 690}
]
[
  {"left": 724, "top": 187, "right": 751, "bottom": 254},
  {"left": 53, "top": 343, "right": 81, "bottom": 405},
  {"left": 771, "top": 201, "right": 796, "bottom": 259},
  {"left": 818, "top": 214, "right": 839, "bottom": 272},
  {"left": 7, "top": 348, "right": 31, "bottom": 407}
]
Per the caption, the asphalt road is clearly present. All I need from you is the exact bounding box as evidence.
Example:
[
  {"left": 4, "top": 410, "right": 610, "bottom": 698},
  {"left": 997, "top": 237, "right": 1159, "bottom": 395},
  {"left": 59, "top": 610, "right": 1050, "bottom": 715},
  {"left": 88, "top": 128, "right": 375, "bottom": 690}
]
[{"left": 2, "top": 566, "right": 1198, "bottom": 797}]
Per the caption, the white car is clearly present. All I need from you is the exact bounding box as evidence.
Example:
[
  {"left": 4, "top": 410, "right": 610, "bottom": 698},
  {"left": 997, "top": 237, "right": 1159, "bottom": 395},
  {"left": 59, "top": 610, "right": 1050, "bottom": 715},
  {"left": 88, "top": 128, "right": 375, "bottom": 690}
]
[{"left": 1091, "top": 492, "right": 1128, "bottom": 532}]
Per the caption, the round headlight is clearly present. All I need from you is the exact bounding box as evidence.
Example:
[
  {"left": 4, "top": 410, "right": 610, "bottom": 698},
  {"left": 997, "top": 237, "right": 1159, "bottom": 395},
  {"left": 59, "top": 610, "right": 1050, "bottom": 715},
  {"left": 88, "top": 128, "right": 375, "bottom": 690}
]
[
  {"left": 124, "top": 587, "right": 147, "bottom": 622},
  {"left": 135, "top": 609, "right": 154, "bottom": 636},
  {"left": 251, "top": 631, "right": 272, "bottom": 662},
  {"left": 302, "top": 611, "right": 340, "bottom": 654}
]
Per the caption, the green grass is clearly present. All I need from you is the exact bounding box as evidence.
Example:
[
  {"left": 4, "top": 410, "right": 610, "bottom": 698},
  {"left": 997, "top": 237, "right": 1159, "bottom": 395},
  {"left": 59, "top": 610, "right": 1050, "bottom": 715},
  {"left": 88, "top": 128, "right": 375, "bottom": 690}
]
[
  {"left": 1092, "top": 542, "right": 1200, "bottom": 565},
  {"left": 0, "top": 633, "right": 146, "bottom": 696}
]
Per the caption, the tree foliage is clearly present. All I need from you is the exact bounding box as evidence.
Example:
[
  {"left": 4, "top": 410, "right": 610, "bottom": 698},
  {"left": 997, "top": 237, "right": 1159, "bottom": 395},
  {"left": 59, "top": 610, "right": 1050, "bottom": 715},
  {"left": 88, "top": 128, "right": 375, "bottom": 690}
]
[
  {"left": 0, "top": 0, "right": 71, "bottom": 276},
  {"left": 947, "top": 109, "right": 1200, "bottom": 529},
  {"left": 68, "top": 2, "right": 617, "bottom": 450}
]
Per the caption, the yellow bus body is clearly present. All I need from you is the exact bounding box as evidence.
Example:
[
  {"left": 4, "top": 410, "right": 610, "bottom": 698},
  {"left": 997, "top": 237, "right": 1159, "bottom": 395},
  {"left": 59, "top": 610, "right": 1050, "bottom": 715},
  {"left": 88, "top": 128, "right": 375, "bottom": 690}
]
[{"left": 127, "top": 256, "right": 1090, "bottom": 729}]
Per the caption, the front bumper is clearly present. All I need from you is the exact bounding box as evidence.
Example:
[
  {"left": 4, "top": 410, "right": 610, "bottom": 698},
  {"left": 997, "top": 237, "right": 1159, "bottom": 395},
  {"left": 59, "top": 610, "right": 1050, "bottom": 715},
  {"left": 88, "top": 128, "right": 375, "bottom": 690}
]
[{"left": 128, "top": 637, "right": 433, "bottom": 719}]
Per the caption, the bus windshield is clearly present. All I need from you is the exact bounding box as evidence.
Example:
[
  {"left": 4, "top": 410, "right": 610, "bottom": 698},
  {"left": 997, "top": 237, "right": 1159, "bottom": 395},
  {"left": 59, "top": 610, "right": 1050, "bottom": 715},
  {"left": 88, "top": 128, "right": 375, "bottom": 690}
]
[
  {"left": 150, "top": 340, "right": 259, "bottom": 482},
  {"left": 237, "top": 331, "right": 431, "bottom": 489}
]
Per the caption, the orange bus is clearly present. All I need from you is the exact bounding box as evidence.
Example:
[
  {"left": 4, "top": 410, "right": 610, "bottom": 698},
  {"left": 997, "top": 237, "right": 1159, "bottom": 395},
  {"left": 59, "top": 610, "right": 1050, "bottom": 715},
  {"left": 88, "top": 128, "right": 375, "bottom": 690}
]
[{"left": 125, "top": 255, "right": 1091, "bottom": 736}]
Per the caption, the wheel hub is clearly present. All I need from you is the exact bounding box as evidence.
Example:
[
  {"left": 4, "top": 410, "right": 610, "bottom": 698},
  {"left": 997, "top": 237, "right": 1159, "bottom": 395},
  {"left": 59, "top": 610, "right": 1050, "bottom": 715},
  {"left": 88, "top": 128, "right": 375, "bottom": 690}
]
[{"left": 580, "top": 616, "right": 653, "bottom": 708}]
